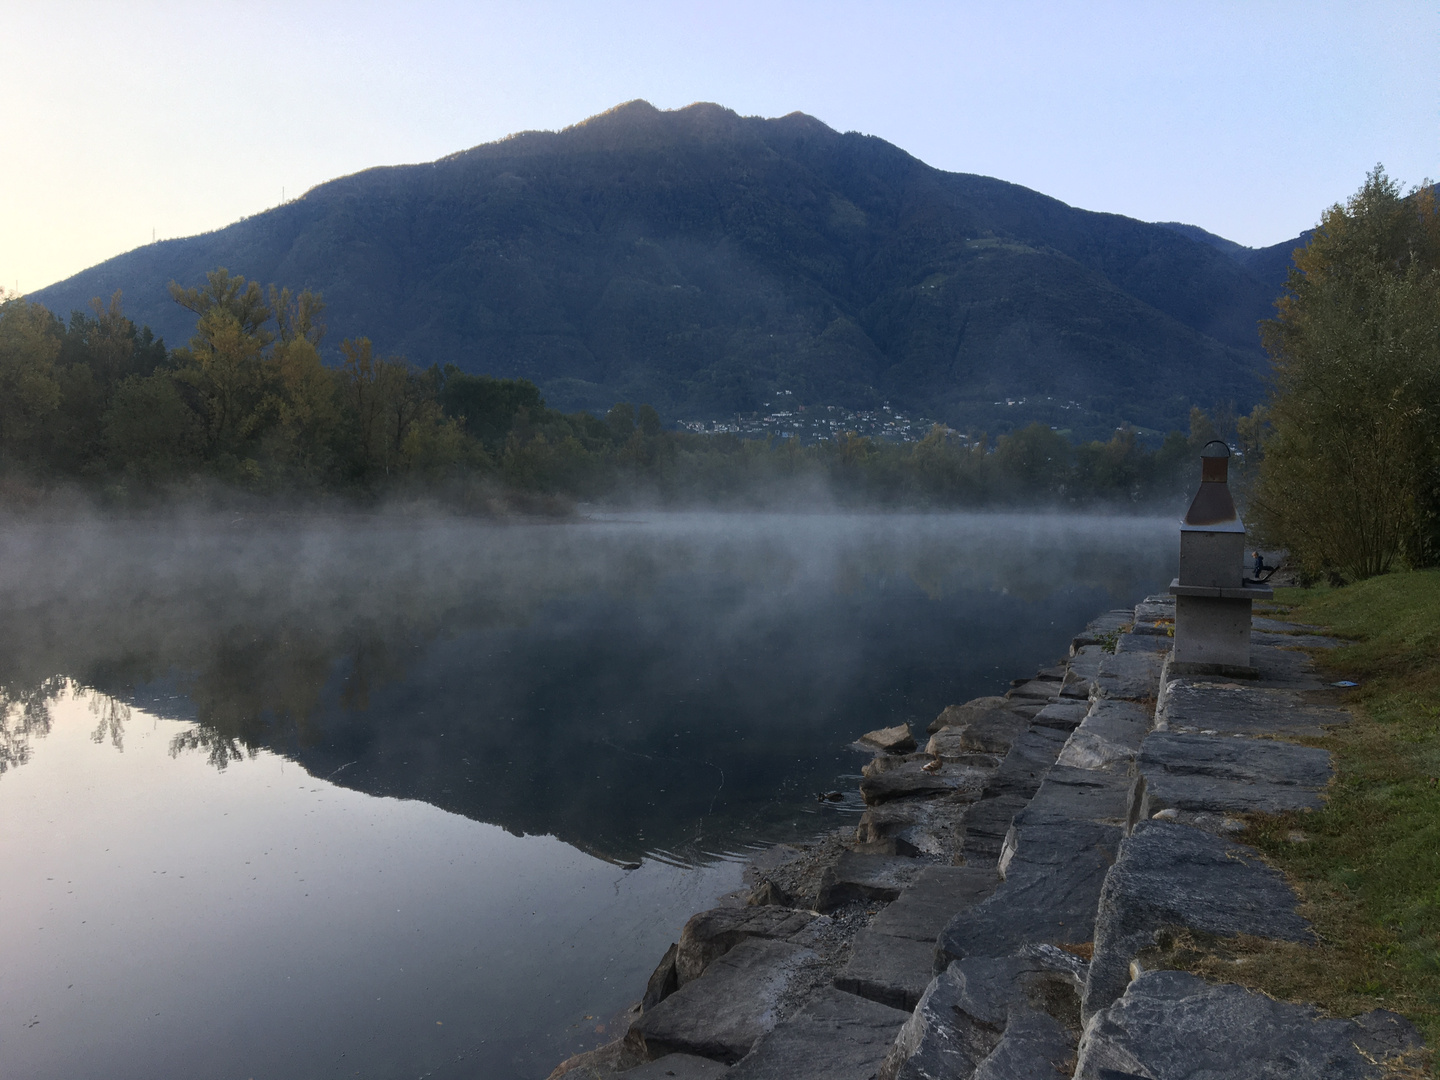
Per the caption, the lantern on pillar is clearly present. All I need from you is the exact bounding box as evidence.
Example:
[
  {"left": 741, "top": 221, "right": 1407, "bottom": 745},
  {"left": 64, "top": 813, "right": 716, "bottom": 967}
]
[{"left": 1170, "top": 440, "right": 1272, "bottom": 676}]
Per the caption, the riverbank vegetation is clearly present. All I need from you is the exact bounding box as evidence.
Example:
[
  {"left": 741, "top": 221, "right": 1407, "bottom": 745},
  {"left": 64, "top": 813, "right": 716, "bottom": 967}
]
[
  {"left": 0, "top": 271, "right": 1223, "bottom": 509},
  {"left": 1158, "top": 574, "right": 1440, "bottom": 1060},
  {"left": 1252, "top": 169, "right": 1440, "bottom": 582}
]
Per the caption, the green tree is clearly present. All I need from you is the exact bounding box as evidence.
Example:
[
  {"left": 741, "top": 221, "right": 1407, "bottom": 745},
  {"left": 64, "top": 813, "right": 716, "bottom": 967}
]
[
  {"left": 0, "top": 299, "right": 62, "bottom": 465},
  {"left": 1253, "top": 168, "right": 1440, "bottom": 579}
]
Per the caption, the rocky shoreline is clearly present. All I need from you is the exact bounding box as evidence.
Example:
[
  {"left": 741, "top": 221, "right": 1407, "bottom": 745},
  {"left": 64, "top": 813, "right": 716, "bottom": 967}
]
[{"left": 549, "top": 594, "right": 1425, "bottom": 1080}]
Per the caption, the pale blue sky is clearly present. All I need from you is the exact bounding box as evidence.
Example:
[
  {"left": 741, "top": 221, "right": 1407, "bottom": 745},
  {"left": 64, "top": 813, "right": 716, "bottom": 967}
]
[{"left": 3, "top": 0, "right": 1435, "bottom": 294}]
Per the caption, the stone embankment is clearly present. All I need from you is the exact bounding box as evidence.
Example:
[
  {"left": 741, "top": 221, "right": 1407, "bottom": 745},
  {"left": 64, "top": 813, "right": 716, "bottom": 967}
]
[{"left": 550, "top": 597, "right": 1424, "bottom": 1080}]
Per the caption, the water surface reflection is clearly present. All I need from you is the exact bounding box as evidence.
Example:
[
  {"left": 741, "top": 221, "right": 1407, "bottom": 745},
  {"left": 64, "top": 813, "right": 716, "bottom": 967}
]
[{"left": 0, "top": 510, "right": 1176, "bottom": 1078}]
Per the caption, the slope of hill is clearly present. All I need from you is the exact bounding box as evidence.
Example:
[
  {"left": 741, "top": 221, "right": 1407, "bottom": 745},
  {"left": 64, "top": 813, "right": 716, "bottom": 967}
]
[{"left": 34, "top": 101, "right": 1288, "bottom": 438}]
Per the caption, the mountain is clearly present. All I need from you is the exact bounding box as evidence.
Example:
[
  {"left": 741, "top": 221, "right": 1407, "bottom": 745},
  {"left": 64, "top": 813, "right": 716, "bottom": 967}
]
[{"left": 34, "top": 101, "right": 1291, "bottom": 438}]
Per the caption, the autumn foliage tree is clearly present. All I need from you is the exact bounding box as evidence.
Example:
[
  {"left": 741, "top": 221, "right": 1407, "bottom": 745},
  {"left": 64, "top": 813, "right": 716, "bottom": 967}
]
[{"left": 1253, "top": 169, "right": 1440, "bottom": 580}]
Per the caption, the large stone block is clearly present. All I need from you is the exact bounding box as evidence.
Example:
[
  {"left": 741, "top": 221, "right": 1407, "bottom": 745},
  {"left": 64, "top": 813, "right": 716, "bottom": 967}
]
[
  {"left": 675, "top": 905, "right": 815, "bottom": 985},
  {"left": 815, "top": 851, "right": 923, "bottom": 911},
  {"left": 859, "top": 756, "right": 989, "bottom": 805},
  {"left": 619, "top": 1053, "right": 730, "bottom": 1079},
  {"left": 940, "top": 819, "right": 1123, "bottom": 965},
  {"left": 834, "top": 928, "right": 938, "bottom": 1010},
  {"left": 1082, "top": 821, "right": 1311, "bottom": 1019},
  {"left": 1158, "top": 680, "right": 1349, "bottom": 739},
  {"left": 728, "top": 988, "right": 909, "bottom": 1080},
  {"left": 1094, "top": 650, "right": 1168, "bottom": 702},
  {"left": 1071, "top": 610, "right": 1135, "bottom": 652},
  {"left": 1076, "top": 970, "right": 1422, "bottom": 1079},
  {"left": 880, "top": 949, "right": 1085, "bottom": 1080},
  {"left": 927, "top": 696, "right": 1010, "bottom": 734},
  {"left": 631, "top": 937, "right": 819, "bottom": 1063},
  {"left": 868, "top": 866, "right": 999, "bottom": 942},
  {"left": 1056, "top": 699, "right": 1153, "bottom": 773},
  {"left": 1138, "top": 732, "right": 1332, "bottom": 817}
]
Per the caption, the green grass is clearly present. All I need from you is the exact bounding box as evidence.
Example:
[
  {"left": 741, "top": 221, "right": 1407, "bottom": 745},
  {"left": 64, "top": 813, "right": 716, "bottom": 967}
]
[{"left": 1165, "top": 570, "right": 1440, "bottom": 1072}]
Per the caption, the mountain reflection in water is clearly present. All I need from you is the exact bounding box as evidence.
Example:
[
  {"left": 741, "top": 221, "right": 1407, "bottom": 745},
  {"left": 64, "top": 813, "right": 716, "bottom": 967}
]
[{"left": 1, "top": 511, "right": 1175, "bottom": 863}]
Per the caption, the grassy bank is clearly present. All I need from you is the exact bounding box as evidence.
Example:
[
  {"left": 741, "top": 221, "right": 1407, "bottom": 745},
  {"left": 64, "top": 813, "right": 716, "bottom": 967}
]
[{"left": 1158, "top": 570, "right": 1440, "bottom": 1069}]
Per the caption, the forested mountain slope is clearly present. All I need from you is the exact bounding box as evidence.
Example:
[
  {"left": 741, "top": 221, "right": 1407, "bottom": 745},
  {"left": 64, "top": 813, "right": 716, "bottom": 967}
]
[{"left": 34, "top": 100, "right": 1288, "bottom": 437}]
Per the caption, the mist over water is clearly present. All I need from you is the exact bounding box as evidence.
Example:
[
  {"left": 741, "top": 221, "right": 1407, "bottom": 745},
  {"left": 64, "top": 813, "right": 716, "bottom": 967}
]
[{"left": 0, "top": 509, "right": 1177, "bottom": 1079}]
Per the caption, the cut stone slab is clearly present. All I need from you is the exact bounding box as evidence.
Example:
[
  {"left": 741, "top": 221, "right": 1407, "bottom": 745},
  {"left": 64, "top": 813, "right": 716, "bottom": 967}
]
[
  {"left": 631, "top": 937, "right": 819, "bottom": 1063},
  {"left": 940, "top": 819, "right": 1123, "bottom": 964},
  {"left": 619, "top": 1053, "right": 730, "bottom": 1079},
  {"left": 1252, "top": 630, "right": 1343, "bottom": 649},
  {"left": 869, "top": 866, "right": 999, "bottom": 941},
  {"left": 835, "top": 928, "right": 938, "bottom": 1010},
  {"left": 1094, "top": 649, "right": 1167, "bottom": 701},
  {"left": 1158, "top": 680, "right": 1349, "bottom": 739},
  {"left": 1075, "top": 970, "right": 1423, "bottom": 1080},
  {"left": 1003, "top": 767, "right": 1138, "bottom": 846},
  {"left": 1250, "top": 643, "right": 1327, "bottom": 690},
  {"left": 1007, "top": 679, "right": 1062, "bottom": 702},
  {"left": 984, "top": 725, "right": 1070, "bottom": 799},
  {"left": 1082, "top": 821, "right": 1312, "bottom": 1019},
  {"left": 880, "top": 949, "right": 1086, "bottom": 1080},
  {"left": 728, "top": 987, "right": 909, "bottom": 1080},
  {"left": 1115, "top": 631, "right": 1173, "bottom": 654},
  {"left": 1066, "top": 644, "right": 1107, "bottom": 683},
  {"left": 860, "top": 757, "right": 989, "bottom": 806},
  {"left": 961, "top": 794, "right": 1032, "bottom": 865},
  {"left": 928, "top": 696, "right": 1010, "bottom": 734},
  {"left": 1032, "top": 699, "right": 1090, "bottom": 732},
  {"left": 858, "top": 723, "right": 917, "bottom": 753},
  {"left": 1253, "top": 617, "right": 1327, "bottom": 635},
  {"left": 675, "top": 905, "right": 816, "bottom": 985},
  {"left": 816, "top": 851, "right": 923, "bottom": 911},
  {"left": 1056, "top": 699, "right": 1153, "bottom": 773},
  {"left": 1138, "top": 732, "right": 1332, "bottom": 817},
  {"left": 1072, "top": 610, "right": 1134, "bottom": 651}
]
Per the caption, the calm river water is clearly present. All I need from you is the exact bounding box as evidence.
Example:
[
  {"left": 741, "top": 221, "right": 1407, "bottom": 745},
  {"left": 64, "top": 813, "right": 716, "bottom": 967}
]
[{"left": 0, "top": 510, "right": 1177, "bottom": 1079}]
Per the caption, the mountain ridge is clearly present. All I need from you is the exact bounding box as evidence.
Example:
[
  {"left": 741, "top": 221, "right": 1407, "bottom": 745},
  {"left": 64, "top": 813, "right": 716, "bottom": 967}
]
[{"left": 33, "top": 100, "right": 1302, "bottom": 438}]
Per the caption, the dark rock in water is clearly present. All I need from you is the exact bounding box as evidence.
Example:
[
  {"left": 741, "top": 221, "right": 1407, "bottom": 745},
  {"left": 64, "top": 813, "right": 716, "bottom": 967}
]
[
  {"left": 1094, "top": 650, "right": 1167, "bottom": 701},
  {"left": 928, "top": 696, "right": 1010, "bottom": 734},
  {"left": 728, "top": 987, "right": 909, "bottom": 1080},
  {"left": 1138, "top": 732, "right": 1332, "bottom": 817},
  {"left": 869, "top": 866, "right": 999, "bottom": 942},
  {"left": 618, "top": 1052, "right": 730, "bottom": 1078},
  {"left": 940, "top": 819, "right": 1123, "bottom": 965},
  {"left": 643, "top": 943, "right": 680, "bottom": 1010},
  {"left": 675, "top": 905, "right": 815, "bottom": 985},
  {"left": 1158, "top": 680, "right": 1349, "bottom": 739},
  {"left": 631, "top": 937, "right": 819, "bottom": 1063},
  {"left": 855, "top": 796, "right": 975, "bottom": 857},
  {"left": 881, "top": 949, "right": 1086, "bottom": 1080},
  {"left": 1076, "top": 970, "right": 1423, "bottom": 1079},
  {"left": 746, "top": 880, "right": 791, "bottom": 907},
  {"left": 834, "top": 929, "right": 938, "bottom": 1010},
  {"left": 859, "top": 757, "right": 988, "bottom": 806},
  {"left": 1082, "top": 822, "right": 1312, "bottom": 1020},
  {"left": 954, "top": 708, "right": 1034, "bottom": 753},
  {"left": 859, "top": 723, "right": 917, "bottom": 754},
  {"left": 815, "top": 851, "right": 923, "bottom": 911},
  {"left": 1055, "top": 699, "right": 1153, "bottom": 773}
]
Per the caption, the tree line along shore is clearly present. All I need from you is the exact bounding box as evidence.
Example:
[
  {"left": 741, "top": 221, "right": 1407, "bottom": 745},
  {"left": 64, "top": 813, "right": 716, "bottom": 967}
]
[{"left": 0, "top": 168, "right": 1436, "bottom": 585}]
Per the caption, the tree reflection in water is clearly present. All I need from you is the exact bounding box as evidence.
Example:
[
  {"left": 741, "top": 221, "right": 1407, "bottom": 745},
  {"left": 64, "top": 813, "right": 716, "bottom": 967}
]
[{"left": 0, "top": 510, "right": 1177, "bottom": 862}]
